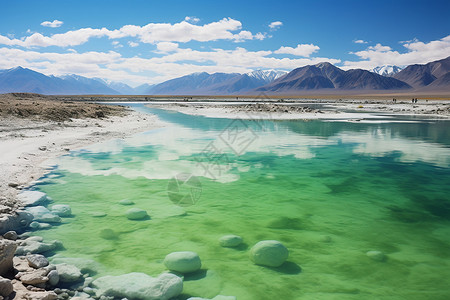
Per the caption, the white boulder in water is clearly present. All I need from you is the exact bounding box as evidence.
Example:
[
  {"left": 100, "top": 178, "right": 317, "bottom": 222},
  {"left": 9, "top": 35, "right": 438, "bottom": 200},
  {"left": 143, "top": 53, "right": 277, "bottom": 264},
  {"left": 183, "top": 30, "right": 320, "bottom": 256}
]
[
  {"left": 164, "top": 251, "right": 201, "bottom": 273},
  {"left": 188, "top": 296, "right": 236, "bottom": 300},
  {"left": 125, "top": 208, "right": 148, "bottom": 220},
  {"left": 92, "top": 272, "right": 183, "bottom": 300},
  {"left": 25, "top": 206, "right": 61, "bottom": 223},
  {"left": 55, "top": 263, "right": 82, "bottom": 283},
  {"left": 51, "top": 205, "right": 72, "bottom": 217},
  {"left": 219, "top": 235, "right": 243, "bottom": 248},
  {"left": 119, "top": 199, "right": 134, "bottom": 205},
  {"left": 366, "top": 250, "right": 386, "bottom": 262},
  {"left": 17, "top": 191, "right": 48, "bottom": 207},
  {"left": 250, "top": 240, "right": 289, "bottom": 267}
]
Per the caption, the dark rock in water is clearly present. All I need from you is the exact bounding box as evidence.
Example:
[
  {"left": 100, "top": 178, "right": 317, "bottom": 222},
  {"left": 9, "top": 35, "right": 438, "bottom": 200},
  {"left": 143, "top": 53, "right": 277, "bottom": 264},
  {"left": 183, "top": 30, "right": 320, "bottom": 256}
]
[
  {"left": 100, "top": 229, "right": 118, "bottom": 240},
  {"left": 267, "top": 217, "right": 304, "bottom": 230},
  {"left": 386, "top": 205, "right": 431, "bottom": 223},
  {"left": 3, "top": 231, "right": 17, "bottom": 241}
]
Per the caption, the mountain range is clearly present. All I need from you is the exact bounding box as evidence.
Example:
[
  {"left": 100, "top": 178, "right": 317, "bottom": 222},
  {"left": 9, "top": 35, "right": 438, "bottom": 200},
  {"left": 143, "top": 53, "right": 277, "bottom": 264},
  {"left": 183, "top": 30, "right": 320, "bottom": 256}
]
[
  {"left": 371, "top": 65, "right": 403, "bottom": 76},
  {"left": 0, "top": 56, "right": 449, "bottom": 95}
]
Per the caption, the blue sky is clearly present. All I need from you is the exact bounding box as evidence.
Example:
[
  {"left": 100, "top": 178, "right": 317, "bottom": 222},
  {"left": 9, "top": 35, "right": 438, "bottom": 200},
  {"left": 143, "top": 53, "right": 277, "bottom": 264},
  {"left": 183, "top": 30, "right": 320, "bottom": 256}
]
[{"left": 0, "top": 0, "right": 449, "bottom": 86}]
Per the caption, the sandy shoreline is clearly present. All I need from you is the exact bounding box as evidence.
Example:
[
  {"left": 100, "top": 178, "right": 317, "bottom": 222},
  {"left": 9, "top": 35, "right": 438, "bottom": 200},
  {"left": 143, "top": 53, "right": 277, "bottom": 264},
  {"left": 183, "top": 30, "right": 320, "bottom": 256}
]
[
  {"left": 0, "top": 97, "right": 163, "bottom": 213},
  {"left": 145, "top": 99, "right": 450, "bottom": 120}
]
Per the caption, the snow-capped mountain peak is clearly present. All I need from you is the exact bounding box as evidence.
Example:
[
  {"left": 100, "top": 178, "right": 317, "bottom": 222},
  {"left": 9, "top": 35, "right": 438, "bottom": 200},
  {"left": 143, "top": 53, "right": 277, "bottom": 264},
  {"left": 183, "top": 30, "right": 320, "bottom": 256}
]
[
  {"left": 246, "top": 70, "right": 287, "bottom": 83},
  {"left": 371, "top": 65, "right": 403, "bottom": 77}
]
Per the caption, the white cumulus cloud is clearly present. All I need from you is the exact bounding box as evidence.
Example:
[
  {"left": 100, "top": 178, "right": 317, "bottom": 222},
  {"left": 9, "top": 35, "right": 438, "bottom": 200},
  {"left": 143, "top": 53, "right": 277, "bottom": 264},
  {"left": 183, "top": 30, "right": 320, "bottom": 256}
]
[
  {"left": 354, "top": 39, "right": 367, "bottom": 44},
  {"left": 269, "top": 21, "right": 283, "bottom": 30},
  {"left": 274, "top": 44, "right": 320, "bottom": 57},
  {"left": 0, "top": 18, "right": 264, "bottom": 48},
  {"left": 41, "top": 20, "right": 63, "bottom": 28},
  {"left": 185, "top": 16, "right": 200, "bottom": 24},
  {"left": 343, "top": 35, "right": 450, "bottom": 70},
  {"left": 156, "top": 42, "right": 179, "bottom": 53}
]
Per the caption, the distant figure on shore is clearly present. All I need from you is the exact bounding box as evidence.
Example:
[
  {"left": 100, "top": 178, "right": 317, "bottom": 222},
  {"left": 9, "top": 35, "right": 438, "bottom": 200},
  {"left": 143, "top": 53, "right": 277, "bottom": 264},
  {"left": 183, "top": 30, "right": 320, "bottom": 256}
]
[{"left": 393, "top": 98, "right": 396, "bottom": 103}]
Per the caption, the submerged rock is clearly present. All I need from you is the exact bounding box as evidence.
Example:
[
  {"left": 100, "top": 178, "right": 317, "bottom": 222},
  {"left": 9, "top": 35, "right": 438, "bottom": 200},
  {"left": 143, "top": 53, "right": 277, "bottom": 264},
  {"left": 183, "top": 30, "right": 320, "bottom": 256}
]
[
  {"left": 17, "top": 191, "right": 48, "bottom": 207},
  {"left": 125, "top": 208, "right": 149, "bottom": 220},
  {"left": 119, "top": 199, "right": 134, "bottom": 205},
  {"left": 25, "top": 206, "right": 61, "bottom": 223},
  {"left": 366, "top": 250, "right": 386, "bottom": 262},
  {"left": 164, "top": 251, "right": 201, "bottom": 273},
  {"left": 51, "top": 205, "right": 72, "bottom": 217},
  {"left": 55, "top": 263, "right": 82, "bottom": 283},
  {"left": 51, "top": 257, "right": 101, "bottom": 275},
  {"left": 92, "top": 272, "right": 182, "bottom": 300},
  {"left": 187, "top": 296, "right": 236, "bottom": 300},
  {"left": 250, "top": 240, "right": 289, "bottom": 267},
  {"left": 16, "top": 238, "right": 62, "bottom": 255},
  {"left": 47, "top": 269, "right": 59, "bottom": 286},
  {"left": 219, "top": 235, "right": 243, "bottom": 248},
  {"left": 0, "top": 239, "right": 17, "bottom": 276},
  {"left": 91, "top": 212, "right": 107, "bottom": 218}
]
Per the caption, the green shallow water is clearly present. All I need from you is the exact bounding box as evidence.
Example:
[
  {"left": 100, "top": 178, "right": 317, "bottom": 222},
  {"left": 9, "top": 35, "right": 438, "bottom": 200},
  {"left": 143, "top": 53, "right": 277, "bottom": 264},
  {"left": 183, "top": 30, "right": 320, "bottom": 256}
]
[{"left": 33, "top": 106, "right": 450, "bottom": 299}]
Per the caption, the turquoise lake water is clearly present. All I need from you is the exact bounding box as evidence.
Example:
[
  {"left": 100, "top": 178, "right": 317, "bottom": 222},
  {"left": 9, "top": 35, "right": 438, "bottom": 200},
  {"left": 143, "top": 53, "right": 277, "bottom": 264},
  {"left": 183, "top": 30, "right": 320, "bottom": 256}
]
[{"left": 33, "top": 105, "right": 450, "bottom": 299}]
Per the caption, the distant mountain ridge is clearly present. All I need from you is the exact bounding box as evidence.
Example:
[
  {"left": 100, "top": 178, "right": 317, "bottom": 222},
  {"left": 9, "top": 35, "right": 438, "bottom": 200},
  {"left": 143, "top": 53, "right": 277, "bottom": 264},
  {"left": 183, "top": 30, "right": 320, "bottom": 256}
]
[
  {"left": 0, "top": 56, "right": 449, "bottom": 95},
  {"left": 393, "top": 56, "right": 450, "bottom": 89},
  {"left": 256, "top": 62, "right": 411, "bottom": 93},
  {"left": 371, "top": 65, "right": 403, "bottom": 76},
  {"left": 145, "top": 70, "right": 287, "bottom": 95}
]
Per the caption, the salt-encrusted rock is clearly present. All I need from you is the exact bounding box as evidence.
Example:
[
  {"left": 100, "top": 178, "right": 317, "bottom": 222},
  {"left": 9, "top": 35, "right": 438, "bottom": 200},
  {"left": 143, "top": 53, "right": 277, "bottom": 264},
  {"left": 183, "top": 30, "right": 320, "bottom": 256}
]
[
  {"left": 47, "top": 270, "right": 59, "bottom": 286},
  {"left": 51, "top": 205, "right": 72, "bottom": 217},
  {"left": 27, "top": 254, "right": 49, "bottom": 268},
  {"left": 163, "top": 251, "right": 201, "bottom": 273},
  {"left": 125, "top": 208, "right": 148, "bottom": 220},
  {"left": 17, "top": 268, "right": 49, "bottom": 285},
  {"left": 119, "top": 199, "right": 134, "bottom": 205},
  {"left": 0, "top": 210, "right": 33, "bottom": 235},
  {"left": 92, "top": 272, "right": 182, "bottom": 300},
  {"left": 51, "top": 257, "right": 100, "bottom": 275},
  {"left": 219, "top": 235, "right": 243, "bottom": 248},
  {"left": 55, "top": 264, "right": 82, "bottom": 283},
  {"left": 0, "top": 240, "right": 17, "bottom": 276},
  {"left": 250, "top": 240, "right": 289, "bottom": 267},
  {"left": 17, "top": 191, "right": 48, "bottom": 207},
  {"left": 30, "top": 222, "right": 52, "bottom": 230},
  {"left": 366, "top": 250, "right": 386, "bottom": 262},
  {"left": 15, "top": 238, "right": 62, "bottom": 255},
  {"left": 90, "top": 212, "right": 107, "bottom": 218},
  {"left": 187, "top": 296, "right": 237, "bottom": 300},
  {"left": 0, "top": 276, "right": 13, "bottom": 297},
  {"left": 3, "top": 231, "right": 17, "bottom": 241},
  {"left": 25, "top": 206, "right": 61, "bottom": 223}
]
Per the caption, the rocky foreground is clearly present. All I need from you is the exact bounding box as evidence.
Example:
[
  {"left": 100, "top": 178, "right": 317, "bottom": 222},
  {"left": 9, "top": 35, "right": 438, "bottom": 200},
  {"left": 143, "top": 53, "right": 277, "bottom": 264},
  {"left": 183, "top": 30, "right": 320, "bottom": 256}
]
[{"left": 0, "top": 190, "right": 295, "bottom": 300}]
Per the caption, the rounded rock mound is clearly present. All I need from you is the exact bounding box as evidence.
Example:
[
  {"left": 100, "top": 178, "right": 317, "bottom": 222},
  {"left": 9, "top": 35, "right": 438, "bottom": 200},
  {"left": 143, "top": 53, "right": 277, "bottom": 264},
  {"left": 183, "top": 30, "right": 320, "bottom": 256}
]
[
  {"left": 219, "top": 235, "right": 243, "bottom": 248},
  {"left": 250, "top": 240, "right": 289, "bottom": 267},
  {"left": 164, "top": 251, "right": 201, "bottom": 273},
  {"left": 125, "top": 208, "right": 148, "bottom": 220}
]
